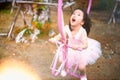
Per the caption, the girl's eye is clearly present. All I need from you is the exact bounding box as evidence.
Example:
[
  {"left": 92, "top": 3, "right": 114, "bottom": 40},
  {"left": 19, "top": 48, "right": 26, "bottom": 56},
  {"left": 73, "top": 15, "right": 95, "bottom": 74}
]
[
  {"left": 73, "top": 13, "right": 75, "bottom": 15},
  {"left": 78, "top": 14, "right": 80, "bottom": 16}
]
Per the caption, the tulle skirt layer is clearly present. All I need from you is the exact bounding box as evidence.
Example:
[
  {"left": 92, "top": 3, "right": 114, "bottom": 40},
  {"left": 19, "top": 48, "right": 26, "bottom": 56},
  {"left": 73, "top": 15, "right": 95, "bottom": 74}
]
[{"left": 57, "top": 38, "right": 102, "bottom": 67}]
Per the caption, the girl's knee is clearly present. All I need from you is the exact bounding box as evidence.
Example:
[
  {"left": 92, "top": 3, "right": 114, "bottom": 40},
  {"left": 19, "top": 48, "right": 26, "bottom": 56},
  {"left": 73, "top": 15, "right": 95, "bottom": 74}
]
[
  {"left": 79, "top": 65, "right": 86, "bottom": 71},
  {"left": 79, "top": 65, "right": 86, "bottom": 76}
]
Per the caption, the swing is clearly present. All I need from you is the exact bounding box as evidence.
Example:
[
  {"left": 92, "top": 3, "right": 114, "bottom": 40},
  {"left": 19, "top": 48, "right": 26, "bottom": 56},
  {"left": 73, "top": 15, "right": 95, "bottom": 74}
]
[{"left": 50, "top": 0, "right": 92, "bottom": 78}]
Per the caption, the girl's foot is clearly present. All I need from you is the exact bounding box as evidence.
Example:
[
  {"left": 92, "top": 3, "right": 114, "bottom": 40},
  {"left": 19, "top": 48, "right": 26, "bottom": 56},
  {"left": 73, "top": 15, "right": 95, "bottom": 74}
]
[
  {"left": 80, "top": 75, "right": 87, "bottom": 80},
  {"left": 61, "top": 70, "right": 67, "bottom": 77}
]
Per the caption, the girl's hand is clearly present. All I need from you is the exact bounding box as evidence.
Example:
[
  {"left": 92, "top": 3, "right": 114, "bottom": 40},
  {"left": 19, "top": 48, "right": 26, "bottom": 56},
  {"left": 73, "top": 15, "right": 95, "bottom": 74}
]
[
  {"left": 71, "top": 45, "right": 82, "bottom": 51},
  {"left": 49, "top": 34, "right": 62, "bottom": 43},
  {"left": 48, "top": 38, "right": 57, "bottom": 43},
  {"left": 71, "top": 45, "right": 78, "bottom": 50}
]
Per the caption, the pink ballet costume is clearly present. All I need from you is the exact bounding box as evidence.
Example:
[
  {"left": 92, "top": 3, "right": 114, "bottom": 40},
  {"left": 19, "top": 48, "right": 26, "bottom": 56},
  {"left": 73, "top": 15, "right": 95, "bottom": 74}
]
[{"left": 56, "top": 25, "right": 102, "bottom": 78}]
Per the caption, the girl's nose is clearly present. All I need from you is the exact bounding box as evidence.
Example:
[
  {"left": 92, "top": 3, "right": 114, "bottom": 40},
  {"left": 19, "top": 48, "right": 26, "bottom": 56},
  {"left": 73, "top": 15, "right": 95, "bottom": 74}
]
[{"left": 72, "top": 15, "right": 76, "bottom": 18}]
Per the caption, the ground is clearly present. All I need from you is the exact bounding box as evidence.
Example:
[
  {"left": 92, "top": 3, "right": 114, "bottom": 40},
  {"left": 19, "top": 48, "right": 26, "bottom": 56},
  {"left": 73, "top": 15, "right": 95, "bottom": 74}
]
[{"left": 0, "top": 6, "right": 120, "bottom": 80}]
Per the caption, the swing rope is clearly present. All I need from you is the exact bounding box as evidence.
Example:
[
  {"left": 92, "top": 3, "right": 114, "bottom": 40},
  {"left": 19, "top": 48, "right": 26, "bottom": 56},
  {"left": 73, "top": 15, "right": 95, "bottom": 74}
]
[{"left": 50, "top": 0, "right": 92, "bottom": 77}]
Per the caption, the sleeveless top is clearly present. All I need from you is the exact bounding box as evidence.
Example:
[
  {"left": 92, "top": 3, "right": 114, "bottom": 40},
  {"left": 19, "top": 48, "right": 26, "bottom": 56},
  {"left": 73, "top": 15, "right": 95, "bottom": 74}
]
[{"left": 57, "top": 25, "right": 102, "bottom": 68}]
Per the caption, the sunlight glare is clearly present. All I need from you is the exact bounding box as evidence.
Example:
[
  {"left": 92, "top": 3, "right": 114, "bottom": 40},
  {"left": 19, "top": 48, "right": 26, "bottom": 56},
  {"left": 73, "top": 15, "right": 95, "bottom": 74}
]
[{"left": 0, "top": 58, "right": 41, "bottom": 80}]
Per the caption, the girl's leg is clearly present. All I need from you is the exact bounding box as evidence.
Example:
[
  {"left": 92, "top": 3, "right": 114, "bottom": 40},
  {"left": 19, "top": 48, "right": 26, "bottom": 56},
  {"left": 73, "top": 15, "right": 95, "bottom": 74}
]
[
  {"left": 79, "top": 65, "right": 87, "bottom": 80},
  {"left": 59, "top": 53, "right": 67, "bottom": 77}
]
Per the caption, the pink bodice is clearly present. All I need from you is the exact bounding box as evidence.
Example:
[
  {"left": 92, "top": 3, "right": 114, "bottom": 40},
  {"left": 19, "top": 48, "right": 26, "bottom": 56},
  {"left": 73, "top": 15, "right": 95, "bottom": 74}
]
[{"left": 68, "top": 37, "right": 81, "bottom": 46}]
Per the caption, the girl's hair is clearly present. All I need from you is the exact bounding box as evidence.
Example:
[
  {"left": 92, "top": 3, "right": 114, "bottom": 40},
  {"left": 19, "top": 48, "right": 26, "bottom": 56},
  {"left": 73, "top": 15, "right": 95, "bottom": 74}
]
[{"left": 69, "top": 8, "right": 92, "bottom": 35}]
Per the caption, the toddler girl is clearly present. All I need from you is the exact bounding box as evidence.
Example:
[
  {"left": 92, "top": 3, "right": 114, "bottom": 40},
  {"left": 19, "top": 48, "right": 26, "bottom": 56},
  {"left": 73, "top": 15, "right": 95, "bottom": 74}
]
[{"left": 49, "top": 9, "right": 102, "bottom": 80}]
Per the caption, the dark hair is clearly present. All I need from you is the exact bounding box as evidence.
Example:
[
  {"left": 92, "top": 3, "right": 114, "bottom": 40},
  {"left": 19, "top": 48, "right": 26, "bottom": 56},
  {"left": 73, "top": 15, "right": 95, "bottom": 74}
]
[{"left": 69, "top": 8, "right": 92, "bottom": 36}]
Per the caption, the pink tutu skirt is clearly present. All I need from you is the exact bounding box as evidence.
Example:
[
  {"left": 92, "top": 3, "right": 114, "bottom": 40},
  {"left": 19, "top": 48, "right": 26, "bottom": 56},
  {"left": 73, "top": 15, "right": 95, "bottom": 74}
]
[{"left": 57, "top": 38, "right": 102, "bottom": 67}]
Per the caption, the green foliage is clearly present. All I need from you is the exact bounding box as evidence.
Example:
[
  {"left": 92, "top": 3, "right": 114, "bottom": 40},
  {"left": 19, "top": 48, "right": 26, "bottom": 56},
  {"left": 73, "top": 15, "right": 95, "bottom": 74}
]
[
  {"left": 24, "top": 28, "right": 33, "bottom": 36},
  {"left": 40, "top": 6, "right": 46, "bottom": 10},
  {"left": 0, "top": 9, "right": 11, "bottom": 14},
  {"left": 36, "top": 22, "right": 43, "bottom": 30},
  {"left": 93, "top": 0, "right": 115, "bottom": 10},
  {"left": 19, "top": 27, "right": 33, "bottom": 37}
]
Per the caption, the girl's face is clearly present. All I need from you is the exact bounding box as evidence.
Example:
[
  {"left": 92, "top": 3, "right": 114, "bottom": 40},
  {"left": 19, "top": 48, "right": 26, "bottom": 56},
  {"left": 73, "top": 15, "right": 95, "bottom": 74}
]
[{"left": 70, "top": 9, "right": 84, "bottom": 27}]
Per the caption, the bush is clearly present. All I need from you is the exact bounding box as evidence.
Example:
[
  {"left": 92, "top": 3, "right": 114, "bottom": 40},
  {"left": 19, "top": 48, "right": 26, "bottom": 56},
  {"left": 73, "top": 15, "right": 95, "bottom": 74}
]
[
  {"left": 93, "top": 0, "right": 115, "bottom": 10},
  {"left": 0, "top": 2, "right": 11, "bottom": 10}
]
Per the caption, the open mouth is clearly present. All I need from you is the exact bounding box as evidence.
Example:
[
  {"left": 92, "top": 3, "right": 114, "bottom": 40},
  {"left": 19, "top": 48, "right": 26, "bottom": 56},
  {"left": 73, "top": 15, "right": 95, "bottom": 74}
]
[{"left": 72, "top": 18, "right": 75, "bottom": 22}]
